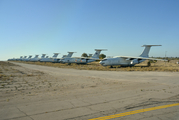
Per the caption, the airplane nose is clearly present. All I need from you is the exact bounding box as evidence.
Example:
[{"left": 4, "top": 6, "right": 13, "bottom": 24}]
[
  {"left": 99, "top": 61, "right": 104, "bottom": 65},
  {"left": 59, "top": 60, "right": 64, "bottom": 63}
]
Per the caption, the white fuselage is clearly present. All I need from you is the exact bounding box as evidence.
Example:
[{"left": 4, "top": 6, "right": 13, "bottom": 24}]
[
  {"left": 99, "top": 57, "right": 145, "bottom": 67},
  {"left": 40, "top": 58, "right": 59, "bottom": 62},
  {"left": 60, "top": 57, "right": 96, "bottom": 64},
  {"left": 60, "top": 58, "right": 76, "bottom": 63},
  {"left": 23, "top": 58, "right": 31, "bottom": 61},
  {"left": 29, "top": 58, "right": 41, "bottom": 62},
  {"left": 75, "top": 58, "right": 96, "bottom": 64}
]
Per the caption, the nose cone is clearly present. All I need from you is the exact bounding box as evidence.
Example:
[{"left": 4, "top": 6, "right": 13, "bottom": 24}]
[
  {"left": 99, "top": 61, "right": 104, "bottom": 66},
  {"left": 59, "top": 59, "right": 64, "bottom": 63}
]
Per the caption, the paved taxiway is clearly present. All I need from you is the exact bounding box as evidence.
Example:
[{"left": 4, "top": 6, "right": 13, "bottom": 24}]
[{"left": 1, "top": 62, "right": 179, "bottom": 120}]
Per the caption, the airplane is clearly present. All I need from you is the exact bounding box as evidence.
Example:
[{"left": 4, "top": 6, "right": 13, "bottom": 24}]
[
  {"left": 17, "top": 56, "right": 23, "bottom": 61},
  {"left": 60, "top": 49, "right": 106, "bottom": 64},
  {"left": 8, "top": 56, "right": 23, "bottom": 61},
  {"left": 30, "top": 54, "right": 46, "bottom": 62},
  {"left": 40, "top": 53, "right": 60, "bottom": 62},
  {"left": 7, "top": 58, "right": 14, "bottom": 61},
  {"left": 21, "top": 56, "right": 27, "bottom": 61},
  {"left": 23, "top": 55, "right": 32, "bottom": 61},
  {"left": 75, "top": 49, "right": 107, "bottom": 64},
  {"left": 8, "top": 57, "right": 19, "bottom": 61},
  {"left": 58, "top": 52, "right": 76, "bottom": 63},
  {"left": 99, "top": 45, "right": 166, "bottom": 67}
]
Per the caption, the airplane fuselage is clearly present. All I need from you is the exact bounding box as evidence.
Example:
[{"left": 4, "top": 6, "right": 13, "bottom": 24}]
[
  {"left": 99, "top": 57, "right": 146, "bottom": 67},
  {"left": 40, "top": 58, "right": 60, "bottom": 63},
  {"left": 29, "top": 58, "right": 41, "bottom": 62},
  {"left": 75, "top": 58, "right": 96, "bottom": 64},
  {"left": 60, "top": 58, "right": 96, "bottom": 64},
  {"left": 60, "top": 58, "right": 76, "bottom": 63}
]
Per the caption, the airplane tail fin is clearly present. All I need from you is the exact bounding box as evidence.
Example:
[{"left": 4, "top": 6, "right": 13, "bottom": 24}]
[
  {"left": 41, "top": 54, "right": 46, "bottom": 58},
  {"left": 139, "top": 45, "right": 161, "bottom": 57},
  {"left": 66, "top": 52, "right": 75, "bottom": 57},
  {"left": 24, "top": 56, "right": 27, "bottom": 58},
  {"left": 62, "top": 55, "right": 67, "bottom": 58},
  {"left": 34, "top": 55, "right": 39, "bottom": 58},
  {"left": 52, "top": 53, "right": 59, "bottom": 58},
  {"left": 91, "top": 49, "right": 107, "bottom": 59},
  {"left": 28, "top": 55, "right": 32, "bottom": 58}
]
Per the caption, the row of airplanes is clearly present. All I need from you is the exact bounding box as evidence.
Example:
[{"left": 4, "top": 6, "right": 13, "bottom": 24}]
[{"left": 8, "top": 45, "right": 167, "bottom": 67}]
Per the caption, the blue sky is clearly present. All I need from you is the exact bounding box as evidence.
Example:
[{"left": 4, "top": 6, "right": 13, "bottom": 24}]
[{"left": 0, "top": 0, "right": 179, "bottom": 60}]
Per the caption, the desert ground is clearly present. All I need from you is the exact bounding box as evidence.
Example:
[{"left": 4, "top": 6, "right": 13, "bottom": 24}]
[{"left": 0, "top": 61, "right": 179, "bottom": 120}]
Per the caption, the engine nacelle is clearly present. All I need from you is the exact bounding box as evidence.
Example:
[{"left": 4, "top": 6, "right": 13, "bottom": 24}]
[{"left": 131, "top": 59, "right": 139, "bottom": 64}]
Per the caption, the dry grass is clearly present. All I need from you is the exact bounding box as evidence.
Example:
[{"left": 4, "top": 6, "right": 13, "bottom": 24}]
[{"left": 12, "top": 60, "right": 179, "bottom": 72}]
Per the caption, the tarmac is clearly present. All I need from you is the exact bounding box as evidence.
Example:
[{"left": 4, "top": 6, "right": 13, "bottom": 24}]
[{"left": 1, "top": 62, "right": 179, "bottom": 120}]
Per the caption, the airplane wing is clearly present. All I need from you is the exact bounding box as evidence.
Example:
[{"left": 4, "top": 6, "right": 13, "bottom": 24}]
[{"left": 115, "top": 56, "right": 167, "bottom": 61}]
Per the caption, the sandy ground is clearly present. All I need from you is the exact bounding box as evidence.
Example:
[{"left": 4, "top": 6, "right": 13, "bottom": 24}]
[{"left": 0, "top": 62, "right": 179, "bottom": 120}]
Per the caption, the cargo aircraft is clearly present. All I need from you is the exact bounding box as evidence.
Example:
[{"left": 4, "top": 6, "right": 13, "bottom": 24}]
[
  {"left": 40, "top": 53, "right": 59, "bottom": 62},
  {"left": 60, "top": 49, "right": 106, "bottom": 64},
  {"left": 58, "top": 52, "right": 76, "bottom": 63},
  {"left": 75, "top": 49, "right": 107, "bottom": 64},
  {"left": 99, "top": 45, "right": 166, "bottom": 67},
  {"left": 23, "top": 55, "right": 32, "bottom": 61},
  {"left": 18, "top": 56, "right": 23, "bottom": 61},
  {"left": 30, "top": 54, "right": 46, "bottom": 62},
  {"left": 21, "top": 56, "right": 27, "bottom": 61}
]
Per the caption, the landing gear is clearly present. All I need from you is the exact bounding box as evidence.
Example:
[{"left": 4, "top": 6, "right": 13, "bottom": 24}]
[{"left": 110, "top": 66, "right": 113, "bottom": 68}]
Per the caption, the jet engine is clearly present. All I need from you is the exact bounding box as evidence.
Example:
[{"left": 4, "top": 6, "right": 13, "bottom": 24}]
[{"left": 130, "top": 59, "right": 139, "bottom": 64}]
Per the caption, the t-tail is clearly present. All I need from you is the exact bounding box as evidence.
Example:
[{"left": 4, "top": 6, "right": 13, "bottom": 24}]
[
  {"left": 91, "top": 49, "right": 107, "bottom": 59},
  {"left": 66, "top": 52, "right": 76, "bottom": 57},
  {"left": 52, "top": 53, "right": 59, "bottom": 58},
  {"left": 28, "top": 55, "right": 32, "bottom": 59},
  {"left": 139, "top": 45, "right": 161, "bottom": 57},
  {"left": 62, "top": 55, "right": 67, "bottom": 58},
  {"left": 41, "top": 54, "right": 46, "bottom": 58},
  {"left": 34, "top": 55, "right": 39, "bottom": 58}
]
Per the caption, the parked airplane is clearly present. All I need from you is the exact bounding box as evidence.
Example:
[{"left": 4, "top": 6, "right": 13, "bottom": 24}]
[
  {"left": 21, "top": 56, "right": 27, "bottom": 61},
  {"left": 7, "top": 58, "right": 13, "bottom": 61},
  {"left": 99, "top": 45, "right": 166, "bottom": 67},
  {"left": 23, "top": 55, "right": 32, "bottom": 61},
  {"left": 59, "top": 52, "right": 76, "bottom": 63},
  {"left": 75, "top": 49, "right": 107, "bottom": 64},
  {"left": 17, "top": 56, "right": 23, "bottom": 61},
  {"left": 30, "top": 54, "right": 46, "bottom": 62},
  {"left": 60, "top": 49, "right": 106, "bottom": 64},
  {"left": 40, "top": 53, "right": 59, "bottom": 62}
]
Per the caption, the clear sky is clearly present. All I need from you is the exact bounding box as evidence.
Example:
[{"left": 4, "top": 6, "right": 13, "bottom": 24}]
[{"left": 0, "top": 0, "right": 179, "bottom": 60}]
